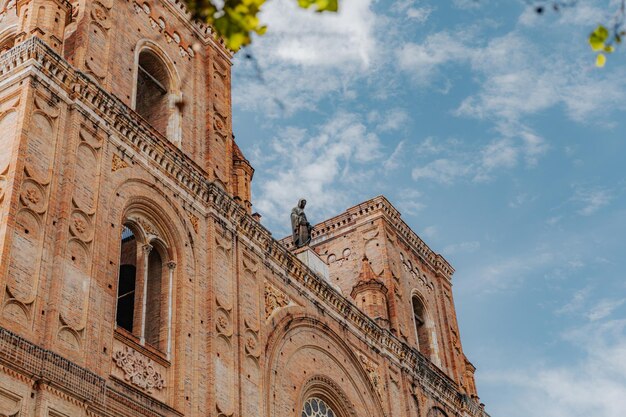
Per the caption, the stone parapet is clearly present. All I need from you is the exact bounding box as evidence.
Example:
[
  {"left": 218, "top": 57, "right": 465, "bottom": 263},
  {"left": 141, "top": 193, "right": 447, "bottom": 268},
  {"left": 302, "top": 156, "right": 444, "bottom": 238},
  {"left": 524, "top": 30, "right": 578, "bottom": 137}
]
[{"left": 0, "top": 326, "right": 106, "bottom": 407}]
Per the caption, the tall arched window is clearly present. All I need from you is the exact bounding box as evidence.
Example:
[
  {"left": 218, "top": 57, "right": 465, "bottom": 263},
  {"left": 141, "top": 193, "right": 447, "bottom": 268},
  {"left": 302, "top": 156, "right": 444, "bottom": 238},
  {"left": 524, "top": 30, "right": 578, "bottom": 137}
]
[
  {"left": 134, "top": 46, "right": 181, "bottom": 145},
  {"left": 115, "top": 217, "right": 175, "bottom": 357},
  {"left": 116, "top": 226, "right": 137, "bottom": 333},
  {"left": 412, "top": 295, "right": 432, "bottom": 357}
]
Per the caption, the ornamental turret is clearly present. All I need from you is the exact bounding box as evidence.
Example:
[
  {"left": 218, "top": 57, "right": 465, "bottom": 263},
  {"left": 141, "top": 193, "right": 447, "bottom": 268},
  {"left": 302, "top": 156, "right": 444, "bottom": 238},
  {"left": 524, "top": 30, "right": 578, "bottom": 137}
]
[{"left": 351, "top": 255, "right": 389, "bottom": 328}]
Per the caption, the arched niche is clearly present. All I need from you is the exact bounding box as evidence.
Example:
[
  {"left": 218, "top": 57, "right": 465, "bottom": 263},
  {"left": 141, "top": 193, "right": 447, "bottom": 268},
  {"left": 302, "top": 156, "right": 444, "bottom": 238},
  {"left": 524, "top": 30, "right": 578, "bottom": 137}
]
[
  {"left": 264, "top": 313, "right": 386, "bottom": 417},
  {"left": 131, "top": 40, "right": 182, "bottom": 146}
]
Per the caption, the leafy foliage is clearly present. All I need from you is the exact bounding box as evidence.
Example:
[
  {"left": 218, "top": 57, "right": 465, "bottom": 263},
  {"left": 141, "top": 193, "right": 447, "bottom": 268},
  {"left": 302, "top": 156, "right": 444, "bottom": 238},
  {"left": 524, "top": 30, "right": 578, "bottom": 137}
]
[
  {"left": 528, "top": 0, "right": 625, "bottom": 67},
  {"left": 586, "top": 1, "right": 625, "bottom": 68},
  {"left": 183, "top": 0, "right": 338, "bottom": 51}
]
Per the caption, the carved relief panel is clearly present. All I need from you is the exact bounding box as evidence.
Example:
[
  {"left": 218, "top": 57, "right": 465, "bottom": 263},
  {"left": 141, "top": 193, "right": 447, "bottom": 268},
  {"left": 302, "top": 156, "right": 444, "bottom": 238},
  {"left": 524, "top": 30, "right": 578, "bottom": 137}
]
[
  {"left": 264, "top": 280, "right": 290, "bottom": 320},
  {"left": 111, "top": 338, "right": 167, "bottom": 402},
  {"left": 0, "top": 94, "right": 20, "bottom": 259},
  {"left": 213, "top": 225, "right": 235, "bottom": 417},
  {"left": 240, "top": 253, "right": 261, "bottom": 417},
  {"left": 3, "top": 93, "right": 60, "bottom": 329},
  {"left": 57, "top": 126, "right": 103, "bottom": 351},
  {"left": 83, "top": 1, "right": 112, "bottom": 81}
]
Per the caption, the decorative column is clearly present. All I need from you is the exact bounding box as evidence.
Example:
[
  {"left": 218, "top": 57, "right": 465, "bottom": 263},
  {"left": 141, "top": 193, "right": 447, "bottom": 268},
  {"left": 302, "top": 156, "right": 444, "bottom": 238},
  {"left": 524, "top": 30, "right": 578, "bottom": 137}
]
[
  {"left": 166, "top": 260, "right": 176, "bottom": 359},
  {"left": 139, "top": 243, "right": 152, "bottom": 344}
]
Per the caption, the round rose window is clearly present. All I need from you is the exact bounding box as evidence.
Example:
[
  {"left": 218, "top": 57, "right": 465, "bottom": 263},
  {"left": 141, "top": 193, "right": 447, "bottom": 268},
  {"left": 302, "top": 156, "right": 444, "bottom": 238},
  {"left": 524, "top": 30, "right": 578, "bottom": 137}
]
[{"left": 302, "top": 397, "right": 336, "bottom": 417}]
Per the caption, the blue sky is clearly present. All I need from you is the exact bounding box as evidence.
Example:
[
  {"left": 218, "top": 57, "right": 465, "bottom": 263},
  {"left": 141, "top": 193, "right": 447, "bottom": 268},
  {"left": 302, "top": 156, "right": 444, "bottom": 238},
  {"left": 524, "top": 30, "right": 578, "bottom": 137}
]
[{"left": 230, "top": 1, "right": 626, "bottom": 416}]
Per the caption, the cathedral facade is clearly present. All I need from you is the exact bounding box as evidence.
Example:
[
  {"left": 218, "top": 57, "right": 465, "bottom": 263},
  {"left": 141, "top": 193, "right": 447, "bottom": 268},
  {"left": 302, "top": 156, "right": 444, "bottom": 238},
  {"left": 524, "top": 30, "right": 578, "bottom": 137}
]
[{"left": 0, "top": 0, "right": 488, "bottom": 416}]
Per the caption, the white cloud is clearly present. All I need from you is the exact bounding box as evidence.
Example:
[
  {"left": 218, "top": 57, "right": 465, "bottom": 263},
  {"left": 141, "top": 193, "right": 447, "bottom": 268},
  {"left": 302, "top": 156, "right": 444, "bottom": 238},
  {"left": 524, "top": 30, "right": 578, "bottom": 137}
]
[
  {"left": 467, "top": 251, "right": 555, "bottom": 293},
  {"left": 421, "top": 225, "right": 438, "bottom": 238},
  {"left": 556, "top": 287, "right": 592, "bottom": 315},
  {"left": 480, "top": 139, "right": 518, "bottom": 170},
  {"left": 509, "top": 192, "right": 537, "bottom": 208},
  {"left": 395, "top": 188, "right": 425, "bottom": 215},
  {"left": 391, "top": 1, "right": 434, "bottom": 22},
  {"left": 233, "top": 0, "right": 380, "bottom": 115},
  {"left": 520, "top": 130, "right": 550, "bottom": 166},
  {"left": 410, "top": 131, "right": 548, "bottom": 185},
  {"left": 251, "top": 112, "right": 383, "bottom": 232},
  {"left": 546, "top": 215, "right": 563, "bottom": 225},
  {"left": 443, "top": 240, "right": 481, "bottom": 255},
  {"left": 406, "top": 6, "right": 433, "bottom": 23},
  {"left": 412, "top": 158, "right": 470, "bottom": 184},
  {"left": 572, "top": 186, "right": 612, "bottom": 216},
  {"left": 398, "top": 29, "right": 626, "bottom": 127},
  {"left": 483, "top": 319, "right": 626, "bottom": 417},
  {"left": 453, "top": 0, "right": 484, "bottom": 10},
  {"left": 397, "top": 32, "right": 471, "bottom": 85},
  {"left": 377, "top": 108, "right": 410, "bottom": 132},
  {"left": 383, "top": 140, "right": 406, "bottom": 171},
  {"left": 586, "top": 298, "right": 626, "bottom": 321}
]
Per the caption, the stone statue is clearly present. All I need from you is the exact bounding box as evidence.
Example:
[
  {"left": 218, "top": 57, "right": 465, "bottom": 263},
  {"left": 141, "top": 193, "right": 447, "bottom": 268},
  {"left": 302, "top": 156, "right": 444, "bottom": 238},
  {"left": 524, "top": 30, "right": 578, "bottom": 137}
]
[{"left": 291, "top": 198, "right": 312, "bottom": 248}]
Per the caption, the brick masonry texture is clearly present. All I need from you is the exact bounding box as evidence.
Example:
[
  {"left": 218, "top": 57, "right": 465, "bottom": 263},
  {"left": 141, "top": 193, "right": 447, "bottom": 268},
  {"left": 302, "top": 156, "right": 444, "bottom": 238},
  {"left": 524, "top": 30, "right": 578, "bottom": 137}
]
[{"left": 0, "top": 1, "right": 487, "bottom": 416}]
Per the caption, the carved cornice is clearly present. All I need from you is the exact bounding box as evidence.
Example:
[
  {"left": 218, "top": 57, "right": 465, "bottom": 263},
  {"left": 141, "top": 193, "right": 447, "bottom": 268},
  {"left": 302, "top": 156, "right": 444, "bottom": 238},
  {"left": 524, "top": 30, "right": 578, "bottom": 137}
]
[{"left": 0, "top": 40, "right": 487, "bottom": 417}]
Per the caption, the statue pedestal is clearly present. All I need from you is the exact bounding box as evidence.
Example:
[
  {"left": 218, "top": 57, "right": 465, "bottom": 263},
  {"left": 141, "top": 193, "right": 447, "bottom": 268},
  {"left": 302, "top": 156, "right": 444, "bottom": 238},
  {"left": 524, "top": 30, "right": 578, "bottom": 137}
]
[{"left": 294, "top": 246, "right": 329, "bottom": 282}]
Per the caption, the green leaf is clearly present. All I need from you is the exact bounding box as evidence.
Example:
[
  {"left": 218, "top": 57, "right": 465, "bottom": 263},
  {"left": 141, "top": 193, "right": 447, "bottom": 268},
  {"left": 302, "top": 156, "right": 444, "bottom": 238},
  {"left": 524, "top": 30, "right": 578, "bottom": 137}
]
[
  {"left": 593, "top": 25, "right": 609, "bottom": 42},
  {"left": 182, "top": 0, "right": 340, "bottom": 51},
  {"left": 604, "top": 45, "right": 615, "bottom": 53},
  {"left": 595, "top": 53, "right": 606, "bottom": 68},
  {"left": 297, "top": 0, "right": 338, "bottom": 12}
]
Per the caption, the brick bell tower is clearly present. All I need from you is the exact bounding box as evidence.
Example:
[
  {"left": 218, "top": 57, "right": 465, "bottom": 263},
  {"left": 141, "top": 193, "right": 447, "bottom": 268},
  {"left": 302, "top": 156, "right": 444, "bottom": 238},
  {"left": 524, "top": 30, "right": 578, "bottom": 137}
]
[{"left": 0, "top": 0, "right": 254, "bottom": 414}]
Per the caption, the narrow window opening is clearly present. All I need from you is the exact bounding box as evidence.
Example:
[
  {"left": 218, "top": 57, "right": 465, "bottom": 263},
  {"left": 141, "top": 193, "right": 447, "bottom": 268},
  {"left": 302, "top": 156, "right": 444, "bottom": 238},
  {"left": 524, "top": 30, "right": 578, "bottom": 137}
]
[
  {"left": 116, "top": 226, "right": 137, "bottom": 333},
  {"left": 412, "top": 295, "right": 431, "bottom": 356}
]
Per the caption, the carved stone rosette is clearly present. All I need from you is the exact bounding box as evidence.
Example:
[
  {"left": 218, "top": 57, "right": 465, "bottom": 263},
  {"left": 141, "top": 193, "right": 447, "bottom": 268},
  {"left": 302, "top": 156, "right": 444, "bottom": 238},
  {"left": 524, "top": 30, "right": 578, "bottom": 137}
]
[{"left": 112, "top": 347, "right": 165, "bottom": 393}]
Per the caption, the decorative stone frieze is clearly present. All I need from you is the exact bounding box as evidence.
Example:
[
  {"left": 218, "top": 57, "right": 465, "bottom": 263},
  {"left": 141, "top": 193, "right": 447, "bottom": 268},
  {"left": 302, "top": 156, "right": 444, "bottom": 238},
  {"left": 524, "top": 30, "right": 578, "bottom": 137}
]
[{"left": 113, "top": 347, "right": 165, "bottom": 393}]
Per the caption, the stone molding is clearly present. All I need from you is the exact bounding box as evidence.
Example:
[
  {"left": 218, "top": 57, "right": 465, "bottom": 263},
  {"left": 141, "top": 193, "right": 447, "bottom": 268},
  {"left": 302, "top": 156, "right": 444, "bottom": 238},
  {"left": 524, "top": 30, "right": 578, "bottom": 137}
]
[{"left": 0, "top": 39, "right": 487, "bottom": 417}]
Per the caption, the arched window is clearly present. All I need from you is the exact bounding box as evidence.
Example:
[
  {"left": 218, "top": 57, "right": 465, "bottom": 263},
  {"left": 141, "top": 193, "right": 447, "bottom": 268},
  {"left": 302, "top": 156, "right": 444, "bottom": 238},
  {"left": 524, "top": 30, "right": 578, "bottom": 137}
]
[
  {"left": 116, "top": 226, "right": 137, "bottom": 333},
  {"left": 412, "top": 295, "right": 432, "bottom": 357},
  {"left": 0, "top": 27, "right": 17, "bottom": 55},
  {"left": 302, "top": 397, "right": 338, "bottom": 417},
  {"left": 115, "top": 218, "right": 175, "bottom": 357},
  {"left": 134, "top": 47, "right": 181, "bottom": 145}
]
